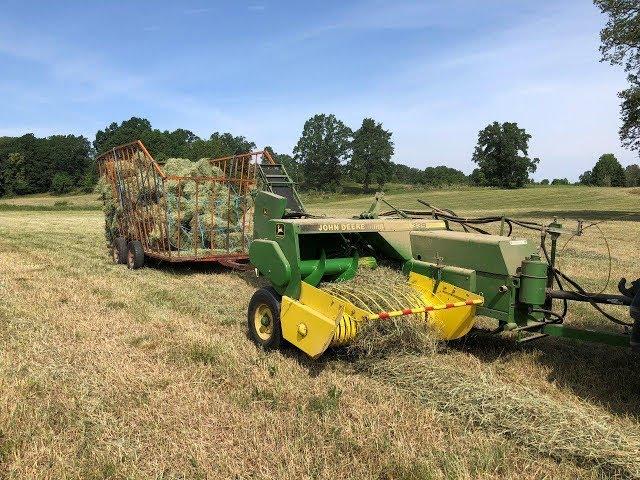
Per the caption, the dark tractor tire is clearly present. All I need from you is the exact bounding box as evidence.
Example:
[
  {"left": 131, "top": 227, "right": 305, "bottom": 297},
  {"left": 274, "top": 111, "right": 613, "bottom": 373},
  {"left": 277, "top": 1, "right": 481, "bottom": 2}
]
[
  {"left": 248, "top": 287, "right": 283, "bottom": 350},
  {"left": 112, "top": 237, "right": 128, "bottom": 265},
  {"left": 127, "top": 240, "right": 145, "bottom": 269}
]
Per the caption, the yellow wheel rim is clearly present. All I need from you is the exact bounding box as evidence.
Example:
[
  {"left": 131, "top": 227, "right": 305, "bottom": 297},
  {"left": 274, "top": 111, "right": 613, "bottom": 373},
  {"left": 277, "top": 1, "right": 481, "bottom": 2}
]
[{"left": 254, "top": 304, "right": 274, "bottom": 341}]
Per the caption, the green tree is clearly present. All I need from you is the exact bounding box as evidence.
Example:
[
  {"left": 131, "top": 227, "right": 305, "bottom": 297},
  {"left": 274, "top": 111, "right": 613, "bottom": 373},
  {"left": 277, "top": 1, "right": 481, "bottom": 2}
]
[
  {"left": 551, "top": 178, "right": 570, "bottom": 185},
  {"left": 94, "top": 117, "right": 201, "bottom": 160},
  {"left": 391, "top": 162, "right": 424, "bottom": 184},
  {"left": 348, "top": 118, "right": 394, "bottom": 190},
  {"left": 94, "top": 117, "right": 154, "bottom": 154},
  {"left": 591, "top": 153, "right": 626, "bottom": 186},
  {"left": 540, "top": 179, "right": 550, "bottom": 185},
  {"left": 579, "top": 170, "right": 593, "bottom": 185},
  {"left": 293, "top": 114, "right": 352, "bottom": 191},
  {"left": 625, "top": 163, "right": 640, "bottom": 186},
  {"left": 595, "top": 1, "right": 640, "bottom": 153},
  {"left": 469, "top": 168, "right": 486, "bottom": 186},
  {"left": 423, "top": 166, "right": 468, "bottom": 186},
  {"left": 50, "top": 172, "right": 74, "bottom": 194},
  {"left": 2, "top": 153, "right": 29, "bottom": 195},
  {"left": 191, "top": 132, "right": 255, "bottom": 160},
  {"left": 47, "top": 135, "right": 92, "bottom": 184},
  {"left": 471, "top": 121, "right": 539, "bottom": 189},
  {"left": 80, "top": 163, "right": 99, "bottom": 193}
]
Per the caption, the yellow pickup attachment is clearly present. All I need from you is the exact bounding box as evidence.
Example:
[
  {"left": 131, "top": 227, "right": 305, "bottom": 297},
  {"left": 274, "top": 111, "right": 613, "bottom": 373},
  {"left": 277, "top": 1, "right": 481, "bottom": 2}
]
[{"left": 279, "top": 272, "right": 483, "bottom": 358}]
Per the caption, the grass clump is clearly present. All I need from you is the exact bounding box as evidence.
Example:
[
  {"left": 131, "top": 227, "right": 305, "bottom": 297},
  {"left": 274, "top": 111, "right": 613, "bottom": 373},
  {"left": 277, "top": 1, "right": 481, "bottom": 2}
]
[{"left": 307, "top": 385, "right": 342, "bottom": 416}]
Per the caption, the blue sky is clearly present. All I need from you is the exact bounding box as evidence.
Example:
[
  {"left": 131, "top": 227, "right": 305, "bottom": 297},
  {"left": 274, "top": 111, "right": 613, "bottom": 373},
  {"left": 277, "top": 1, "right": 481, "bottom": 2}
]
[{"left": 0, "top": 0, "right": 635, "bottom": 180}]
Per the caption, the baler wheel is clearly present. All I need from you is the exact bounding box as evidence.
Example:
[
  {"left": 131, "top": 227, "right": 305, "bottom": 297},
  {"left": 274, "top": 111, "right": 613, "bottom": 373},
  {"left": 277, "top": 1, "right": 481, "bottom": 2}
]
[
  {"left": 248, "top": 287, "right": 282, "bottom": 349},
  {"left": 112, "top": 237, "right": 128, "bottom": 264},
  {"left": 127, "top": 240, "right": 145, "bottom": 269}
]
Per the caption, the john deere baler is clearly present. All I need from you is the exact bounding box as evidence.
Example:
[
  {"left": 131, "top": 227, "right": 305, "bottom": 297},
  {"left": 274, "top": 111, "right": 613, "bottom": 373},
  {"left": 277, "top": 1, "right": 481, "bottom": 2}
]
[{"left": 246, "top": 174, "right": 640, "bottom": 358}]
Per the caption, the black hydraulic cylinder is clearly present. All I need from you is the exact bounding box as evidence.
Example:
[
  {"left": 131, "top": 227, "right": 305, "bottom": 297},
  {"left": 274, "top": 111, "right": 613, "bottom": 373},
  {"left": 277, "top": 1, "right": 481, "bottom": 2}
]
[{"left": 546, "top": 289, "right": 632, "bottom": 306}]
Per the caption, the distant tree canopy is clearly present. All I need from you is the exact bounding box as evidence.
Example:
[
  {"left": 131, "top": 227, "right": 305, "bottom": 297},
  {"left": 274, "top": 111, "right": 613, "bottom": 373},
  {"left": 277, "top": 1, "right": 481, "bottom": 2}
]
[
  {"left": 293, "top": 114, "right": 352, "bottom": 191},
  {"left": 592, "top": 153, "right": 627, "bottom": 186},
  {"left": 625, "top": 163, "right": 640, "bottom": 186},
  {"left": 390, "top": 163, "right": 468, "bottom": 186},
  {"left": 390, "top": 163, "right": 423, "bottom": 184},
  {"left": 1, "top": 114, "right": 583, "bottom": 197},
  {"left": 470, "top": 122, "right": 539, "bottom": 189},
  {"left": 348, "top": 118, "right": 394, "bottom": 190},
  {"left": 578, "top": 153, "right": 627, "bottom": 186},
  {"left": 551, "top": 178, "right": 570, "bottom": 185},
  {"left": 595, "top": 0, "right": 640, "bottom": 154},
  {"left": 579, "top": 170, "right": 593, "bottom": 185},
  {"left": 94, "top": 117, "right": 254, "bottom": 162},
  {"left": 0, "top": 134, "right": 92, "bottom": 196},
  {"left": 540, "top": 179, "right": 550, "bottom": 185},
  {"left": 423, "top": 166, "right": 468, "bottom": 186}
]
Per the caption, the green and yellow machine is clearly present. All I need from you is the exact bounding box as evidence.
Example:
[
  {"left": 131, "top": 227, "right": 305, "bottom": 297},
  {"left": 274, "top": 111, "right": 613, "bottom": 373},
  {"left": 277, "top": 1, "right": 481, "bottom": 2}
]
[{"left": 247, "top": 170, "right": 640, "bottom": 358}]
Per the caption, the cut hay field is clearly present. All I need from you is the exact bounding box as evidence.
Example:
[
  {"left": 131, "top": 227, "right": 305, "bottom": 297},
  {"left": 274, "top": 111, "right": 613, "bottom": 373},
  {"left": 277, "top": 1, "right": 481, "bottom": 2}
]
[{"left": 0, "top": 186, "right": 639, "bottom": 479}]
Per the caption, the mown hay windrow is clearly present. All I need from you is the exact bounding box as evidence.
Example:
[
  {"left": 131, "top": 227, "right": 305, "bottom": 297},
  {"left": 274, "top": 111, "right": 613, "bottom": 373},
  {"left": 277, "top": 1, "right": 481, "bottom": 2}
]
[
  {"left": 358, "top": 354, "right": 640, "bottom": 478},
  {"left": 323, "top": 265, "right": 427, "bottom": 316},
  {"left": 348, "top": 316, "right": 438, "bottom": 358},
  {"left": 323, "top": 265, "right": 438, "bottom": 356}
]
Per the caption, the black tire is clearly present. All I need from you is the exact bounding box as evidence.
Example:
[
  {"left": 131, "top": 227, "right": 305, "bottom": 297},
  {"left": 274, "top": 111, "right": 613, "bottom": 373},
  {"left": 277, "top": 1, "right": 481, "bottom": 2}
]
[
  {"left": 248, "top": 287, "right": 283, "bottom": 350},
  {"left": 112, "top": 237, "right": 128, "bottom": 264},
  {"left": 127, "top": 240, "right": 145, "bottom": 269}
]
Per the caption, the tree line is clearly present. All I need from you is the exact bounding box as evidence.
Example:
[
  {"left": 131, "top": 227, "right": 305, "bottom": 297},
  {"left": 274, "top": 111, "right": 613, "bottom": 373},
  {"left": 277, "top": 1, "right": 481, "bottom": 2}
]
[
  {"left": 0, "top": 115, "right": 470, "bottom": 196},
  {"left": 0, "top": 134, "right": 95, "bottom": 196},
  {"left": 2, "top": 114, "right": 640, "bottom": 197}
]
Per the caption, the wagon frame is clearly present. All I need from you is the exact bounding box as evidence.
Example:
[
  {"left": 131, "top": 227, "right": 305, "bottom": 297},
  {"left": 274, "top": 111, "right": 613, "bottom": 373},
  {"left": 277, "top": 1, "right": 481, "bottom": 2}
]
[{"left": 97, "top": 140, "right": 274, "bottom": 269}]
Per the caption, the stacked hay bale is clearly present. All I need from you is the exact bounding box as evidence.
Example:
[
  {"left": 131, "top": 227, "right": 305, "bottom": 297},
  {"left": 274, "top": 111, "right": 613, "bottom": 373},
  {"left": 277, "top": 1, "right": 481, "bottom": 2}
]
[
  {"left": 157, "top": 158, "right": 252, "bottom": 254},
  {"left": 99, "top": 155, "right": 252, "bottom": 255}
]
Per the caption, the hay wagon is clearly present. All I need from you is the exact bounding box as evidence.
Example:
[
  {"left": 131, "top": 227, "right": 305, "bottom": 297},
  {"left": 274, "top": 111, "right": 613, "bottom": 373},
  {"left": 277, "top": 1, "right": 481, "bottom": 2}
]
[{"left": 97, "top": 140, "right": 274, "bottom": 269}]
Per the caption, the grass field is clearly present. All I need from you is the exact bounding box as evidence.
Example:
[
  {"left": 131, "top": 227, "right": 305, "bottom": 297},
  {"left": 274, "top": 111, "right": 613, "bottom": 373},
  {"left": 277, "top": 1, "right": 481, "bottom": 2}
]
[{"left": 0, "top": 186, "right": 639, "bottom": 479}]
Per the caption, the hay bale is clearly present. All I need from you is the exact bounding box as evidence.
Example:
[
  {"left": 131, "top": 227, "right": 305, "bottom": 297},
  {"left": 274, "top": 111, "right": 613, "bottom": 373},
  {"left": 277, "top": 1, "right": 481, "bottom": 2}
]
[
  {"left": 164, "top": 158, "right": 195, "bottom": 177},
  {"left": 193, "top": 158, "right": 223, "bottom": 177}
]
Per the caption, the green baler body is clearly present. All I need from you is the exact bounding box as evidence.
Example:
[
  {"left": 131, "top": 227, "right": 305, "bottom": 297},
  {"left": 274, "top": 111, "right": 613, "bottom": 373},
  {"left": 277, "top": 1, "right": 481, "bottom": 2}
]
[
  {"left": 405, "top": 230, "right": 546, "bottom": 324},
  {"left": 250, "top": 191, "right": 549, "bottom": 328},
  {"left": 250, "top": 192, "right": 447, "bottom": 299}
]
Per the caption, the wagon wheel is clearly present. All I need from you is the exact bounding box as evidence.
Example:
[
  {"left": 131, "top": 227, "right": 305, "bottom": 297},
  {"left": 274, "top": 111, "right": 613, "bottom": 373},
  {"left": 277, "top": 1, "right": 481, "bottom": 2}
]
[
  {"left": 127, "top": 240, "right": 145, "bottom": 269},
  {"left": 248, "top": 287, "right": 283, "bottom": 349},
  {"left": 112, "top": 237, "right": 128, "bottom": 264}
]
